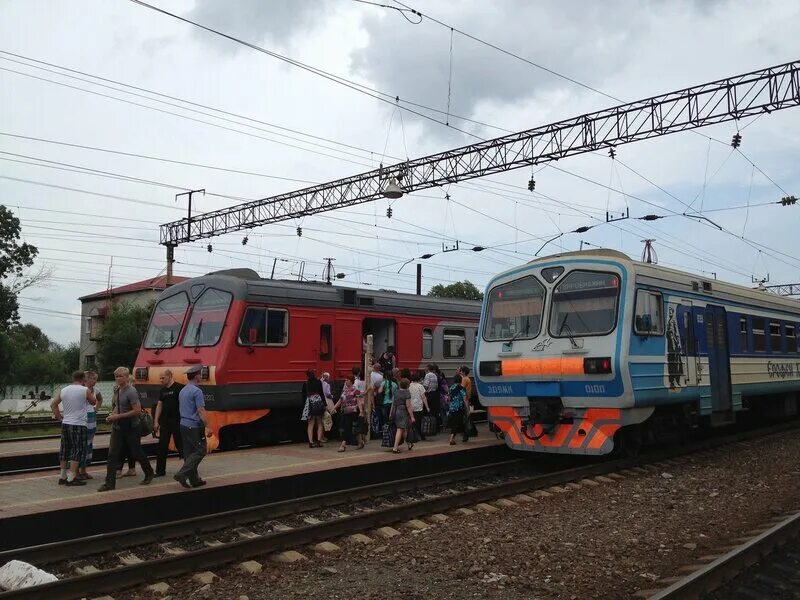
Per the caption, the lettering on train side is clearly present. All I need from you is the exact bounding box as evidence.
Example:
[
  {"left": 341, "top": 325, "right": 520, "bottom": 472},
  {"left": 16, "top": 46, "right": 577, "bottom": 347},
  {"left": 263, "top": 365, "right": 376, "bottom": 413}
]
[
  {"left": 585, "top": 384, "right": 606, "bottom": 394},
  {"left": 486, "top": 385, "right": 515, "bottom": 394},
  {"left": 766, "top": 361, "right": 798, "bottom": 379}
]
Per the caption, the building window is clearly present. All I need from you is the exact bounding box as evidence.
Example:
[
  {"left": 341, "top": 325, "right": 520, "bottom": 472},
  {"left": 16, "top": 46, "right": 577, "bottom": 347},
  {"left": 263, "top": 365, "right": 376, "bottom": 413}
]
[
  {"left": 770, "top": 322, "right": 783, "bottom": 353},
  {"left": 739, "top": 318, "right": 748, "bottom": 352},
  {"left": 633, "top": 290, "right": 664, "bottom": 335},
  {"left": 787, "top": 325, "right": 797, "bottom": 353},
  {"left": 84, "top": 355, "right": 96, "bottom": 371},
  {"left": 89, "top": 316, "right": 104, "bottom": 341},
  {"left": 443, "top": 329, "right": 466, "bottom": 358},
  {"left": 752, "top": 318, "right": 765, "bottom": 352},
  {"left": 422, "top": 328, "right": 433, "bottom": 359},
  {"left": 84, "top": 317, "right": 91, "bottom": 336},
  {"left": 237, "top": 307, "right": 289, "bottom": 346}
]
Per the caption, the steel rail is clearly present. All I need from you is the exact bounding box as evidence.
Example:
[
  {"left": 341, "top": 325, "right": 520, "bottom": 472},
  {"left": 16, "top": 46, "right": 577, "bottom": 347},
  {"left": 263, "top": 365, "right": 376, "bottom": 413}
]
[{"left": 649, "top": 512, "right": 800, "bottom": 599}]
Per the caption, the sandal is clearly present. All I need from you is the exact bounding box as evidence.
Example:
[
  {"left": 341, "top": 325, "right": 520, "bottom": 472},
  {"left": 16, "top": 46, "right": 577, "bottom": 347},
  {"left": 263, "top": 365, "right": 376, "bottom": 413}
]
[
  {"left": 407, "top": 443, "right": 414, "bottom": 451},
  {"left": 337, "top": 446, "right": 346, "bottom": 453},
  {"left": 449, "top": 440, "right": 456, "bottom": 445},
  {"left": 391, "top": 448, "right": 401, "bottom": 454}
]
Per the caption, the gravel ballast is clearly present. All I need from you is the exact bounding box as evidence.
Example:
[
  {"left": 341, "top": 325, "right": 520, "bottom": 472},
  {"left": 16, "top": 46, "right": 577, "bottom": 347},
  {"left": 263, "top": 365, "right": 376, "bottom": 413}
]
[{"left": 119, "top": 430, "right": 800, "bottom": 600}]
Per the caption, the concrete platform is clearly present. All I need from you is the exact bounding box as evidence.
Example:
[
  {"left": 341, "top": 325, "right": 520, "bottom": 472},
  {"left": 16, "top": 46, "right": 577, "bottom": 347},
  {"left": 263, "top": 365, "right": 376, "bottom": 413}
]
[{"left": 0, "top": 424, "right": 508, "bottom": 550}]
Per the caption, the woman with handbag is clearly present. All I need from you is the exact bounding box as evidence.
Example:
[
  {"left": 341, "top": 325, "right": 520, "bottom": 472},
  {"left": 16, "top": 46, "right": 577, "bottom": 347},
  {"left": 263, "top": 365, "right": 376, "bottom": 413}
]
[
  {"left": 301, "top": 369, "right": 326, "bottom": 448},
  {"left": 333, "top": 375, "right": 363, "bottom": 452},
  {"left": 389, "top": 378, "right": 415, "bottom": 453}
]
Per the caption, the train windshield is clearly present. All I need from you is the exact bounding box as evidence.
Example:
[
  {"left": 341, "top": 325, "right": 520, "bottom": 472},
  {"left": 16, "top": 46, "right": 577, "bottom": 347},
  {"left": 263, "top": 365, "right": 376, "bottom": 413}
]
[
  {"left": 483, "top": 275, "right": 545, "bottom": 341},
  {"left": 550, "top": 270, "right": 620, "bottom": 337},
  {"left": 143, "top": 292, "right": 190, "bottom": 349},
  {"left": 182, "top": 288, "right": 232, "bottom": 347}
]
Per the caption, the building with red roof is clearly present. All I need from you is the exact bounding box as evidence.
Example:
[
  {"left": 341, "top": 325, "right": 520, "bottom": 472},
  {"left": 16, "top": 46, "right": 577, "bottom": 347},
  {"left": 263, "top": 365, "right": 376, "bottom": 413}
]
[{"left": 79, "top": 275, "right": 189, "bottom": 371}]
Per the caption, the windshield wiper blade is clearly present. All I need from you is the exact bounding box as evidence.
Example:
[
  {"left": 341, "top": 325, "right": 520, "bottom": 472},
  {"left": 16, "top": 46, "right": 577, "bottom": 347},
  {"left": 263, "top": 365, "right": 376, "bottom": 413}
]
[{"left": 559, "top": 314, "right": 579, "bottom": 349}]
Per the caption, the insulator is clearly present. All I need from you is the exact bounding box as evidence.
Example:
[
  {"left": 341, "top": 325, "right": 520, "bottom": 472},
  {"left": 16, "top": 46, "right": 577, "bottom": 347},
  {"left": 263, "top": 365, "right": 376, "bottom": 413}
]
[
  {"left": 609, "top": 147, "right": 616, "bottom": 159},
  {"left": 242, "top": 236, "right": 248, "bottom": 245},
  {"left": 206, "top": 244, "right": 212, "bottom": 253},
  {"left": 731, "top": 133, "right": 742, "bottom": 148},
  {"left": 386, "top": 207, "right": 393, "bottom": 218},
  {"left": 527, "top": 177, "right": 536, "bottom": 192},
  {"left": 296, "top": 227, "right": 302, "bottom": 237}
]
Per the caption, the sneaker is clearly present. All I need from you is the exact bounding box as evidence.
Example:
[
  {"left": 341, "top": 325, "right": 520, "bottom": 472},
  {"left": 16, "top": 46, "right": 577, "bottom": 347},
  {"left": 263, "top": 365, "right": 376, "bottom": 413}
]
[
  {"left": 65, "top": 479, "right": 87, "bottom": 486},
  {"left": 97, "top": 484, "right": 115, "bottom": 492},
  {"left": 58, "top": 478, "right": 66, "bottom": 485},
  {"left": 190, "top": 479, "right": 207, "bottom": 488},
  {"left": 173, "top": 474, "right": 190, "bottom": 489},
  {"left": 141, "top": 473, "right": 154, "bottom": 485}
]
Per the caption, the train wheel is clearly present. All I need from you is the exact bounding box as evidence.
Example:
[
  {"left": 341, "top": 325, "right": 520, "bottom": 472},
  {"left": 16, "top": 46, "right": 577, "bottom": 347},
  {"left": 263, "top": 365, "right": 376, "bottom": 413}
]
[
  {"left": 612, "top": 425, "right": 642, "bottom": 458},
  {"left": 218, "top": 427, "right": 238, "bottom": 451}
]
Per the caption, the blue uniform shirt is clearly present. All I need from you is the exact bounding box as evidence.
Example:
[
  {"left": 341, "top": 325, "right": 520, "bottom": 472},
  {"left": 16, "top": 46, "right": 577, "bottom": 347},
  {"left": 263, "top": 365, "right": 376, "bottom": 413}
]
[{"left": 179, "top": 382, "right": 205, "bottom": 428}]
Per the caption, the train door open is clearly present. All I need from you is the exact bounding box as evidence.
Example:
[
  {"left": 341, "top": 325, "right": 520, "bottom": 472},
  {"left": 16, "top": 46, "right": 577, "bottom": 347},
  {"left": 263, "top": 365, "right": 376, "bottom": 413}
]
[
  {"left": 703, "top": 304, "right": 733, "bottom": 423},
  {"left": 318, "top": 322, "right": 334, "bottom": 376},
  {"left": 362, "top": 318, "right": 396, "bottom": 360}
]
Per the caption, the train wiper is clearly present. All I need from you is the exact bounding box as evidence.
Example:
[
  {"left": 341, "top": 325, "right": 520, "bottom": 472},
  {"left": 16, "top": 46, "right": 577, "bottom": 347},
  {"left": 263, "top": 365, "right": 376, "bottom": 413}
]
[
  {"left": 509, "top": 317, "right": 531, "bottom": 341},
  {"left": 191, "top": 318, "right": 204, "bottom": 350},
  {"left": 558, "top": 313, "right": 580, "bottom": 349}
]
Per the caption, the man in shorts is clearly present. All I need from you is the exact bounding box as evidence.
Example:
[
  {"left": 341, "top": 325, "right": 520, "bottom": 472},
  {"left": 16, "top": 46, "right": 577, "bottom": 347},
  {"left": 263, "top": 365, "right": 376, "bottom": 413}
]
[{"left": 51, "top": 370, "right": 96, "bottom": 486}]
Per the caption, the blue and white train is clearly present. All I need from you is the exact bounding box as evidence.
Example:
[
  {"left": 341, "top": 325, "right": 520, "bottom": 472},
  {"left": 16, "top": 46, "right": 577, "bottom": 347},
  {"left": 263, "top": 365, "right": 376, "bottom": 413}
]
[{"left": 475, "top": 249, "right": 800, "bottom": 455}]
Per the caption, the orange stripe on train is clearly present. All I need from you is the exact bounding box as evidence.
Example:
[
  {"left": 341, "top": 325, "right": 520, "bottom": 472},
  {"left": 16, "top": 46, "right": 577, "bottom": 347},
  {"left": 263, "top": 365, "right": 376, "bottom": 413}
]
[{"left": 500, "top": 357, "right": 584, "bottom": 377}]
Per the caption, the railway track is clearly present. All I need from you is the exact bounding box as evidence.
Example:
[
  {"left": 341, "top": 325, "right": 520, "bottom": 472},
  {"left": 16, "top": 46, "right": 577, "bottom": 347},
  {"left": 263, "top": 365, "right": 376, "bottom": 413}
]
[
  {"left": 643, "top": 510, "right": 800, "bottom": 599},
  {"left": 0, "top": 415, "right": 110, "bottom": 433},
  {"left": 1, "top": 422, "right": 797, "bottom": 600}
]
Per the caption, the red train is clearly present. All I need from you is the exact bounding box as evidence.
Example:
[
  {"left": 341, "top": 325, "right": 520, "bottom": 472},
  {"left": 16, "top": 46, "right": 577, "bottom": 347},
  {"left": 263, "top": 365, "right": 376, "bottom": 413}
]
[{"left": 133, "top": 268, "right": 481, "bottom": 449}]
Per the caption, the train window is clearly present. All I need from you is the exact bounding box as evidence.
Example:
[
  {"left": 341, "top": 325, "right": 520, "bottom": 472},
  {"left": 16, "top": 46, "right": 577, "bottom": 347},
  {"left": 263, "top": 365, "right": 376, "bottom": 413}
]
[
  {"left": 739, "top": 318, "right": 748, "bottom": 352},
  {"left": 483, "top": 276, "right": 545, "bottom": 341},
  {"left": 549, "top": 271, "right": 620, "bottom": 337},
  {"left": 237, "top": 308, "right": 288, "bottom": 346},
  {"left": 752, "top": 318, "right": 766, "bottom": 352},
  {"left": 144, "top": 292, "right": 190, "bottom": 349},
  {"left": 443, "top": 329, "right": 466, "bottom": 358},
  {"left": 183, "top": 289, "right": 232, "bottom": 347},
  {"left": 422, "top": 328, "right": 433, "bottom": 359},
  {"left": 770, "top": 322, "right": 783, "bottom": 353},
  {"left": 787, "top": 325, "right": 797, "bottom": 353},
  {"left": 319, "top": 324, "right": 332, "bottom": 360},
  {"left": 633, "top": 290, "right": 664, "bottom": 335}
]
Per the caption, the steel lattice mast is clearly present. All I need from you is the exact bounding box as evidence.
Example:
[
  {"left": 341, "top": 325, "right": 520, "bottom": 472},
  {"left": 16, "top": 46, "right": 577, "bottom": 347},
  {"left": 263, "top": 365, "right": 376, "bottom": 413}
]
[{"left": 160, "top": 60, "right": 800, "bottom": 249}]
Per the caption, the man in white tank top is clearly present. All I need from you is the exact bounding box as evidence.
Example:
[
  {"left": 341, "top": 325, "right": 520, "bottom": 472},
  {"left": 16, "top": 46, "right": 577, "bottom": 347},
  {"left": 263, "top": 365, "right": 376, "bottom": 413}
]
[{"left": 51, "top": 371, "right": 96, "bottom": 486}]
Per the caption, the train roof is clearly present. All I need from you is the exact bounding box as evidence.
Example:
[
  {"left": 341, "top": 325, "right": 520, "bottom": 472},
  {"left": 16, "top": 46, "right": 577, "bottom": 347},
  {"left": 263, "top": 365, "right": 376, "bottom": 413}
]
[
  {"left": 162, "top": 269, "right": 481, "bottom": 321},
  {"left": 515, "top": 249, "right": 800, "bottom": 314}
]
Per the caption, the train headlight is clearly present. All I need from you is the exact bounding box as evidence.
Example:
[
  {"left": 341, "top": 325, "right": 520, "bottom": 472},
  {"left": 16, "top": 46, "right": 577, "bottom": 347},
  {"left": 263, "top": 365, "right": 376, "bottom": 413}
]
[
  {"left": 200, "top": 366, "right": 210, "bottom": 381},
  {"left": 583, "top": 357, "right": 612, "bottom": 375},
  {"left": 479, "top": 361, "right": 503, "bottom": 377},
  {"left": 134, "top": 367, "right": 149, "bottom": 381}
]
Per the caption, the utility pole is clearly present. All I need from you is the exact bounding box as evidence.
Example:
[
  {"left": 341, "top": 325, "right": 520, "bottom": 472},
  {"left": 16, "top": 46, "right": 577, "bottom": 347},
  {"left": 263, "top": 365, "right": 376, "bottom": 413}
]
[
  {"left": 416, "top": 263, "right": 422, "bottom": 295},
  {"left": 323, "top": 258, "right": 335, "bottom": 285},
  {"left": 168, "top": 189, "right": 205, "bottom": 285}
]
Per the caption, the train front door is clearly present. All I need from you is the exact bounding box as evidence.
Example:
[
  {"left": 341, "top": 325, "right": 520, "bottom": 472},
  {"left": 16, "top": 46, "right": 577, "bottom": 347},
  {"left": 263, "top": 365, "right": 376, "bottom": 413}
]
[{"left": 703, "top": 305, "right": 733, "bottom": 421}]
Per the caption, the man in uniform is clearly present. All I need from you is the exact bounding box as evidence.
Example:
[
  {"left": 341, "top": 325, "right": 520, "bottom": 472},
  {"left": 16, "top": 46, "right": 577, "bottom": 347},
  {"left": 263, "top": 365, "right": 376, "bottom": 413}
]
[
  {"left": 154, "top": 369, "right": 183, "bottom": 477},
  {"left": 51, "top": 370, "right": 96, "bottom": 486},
  {"left": 98, "top": 367, "right": 155, "bottom": 491},
  {"left": 174, "top": 365, "right": 210, "bottom": 489}
]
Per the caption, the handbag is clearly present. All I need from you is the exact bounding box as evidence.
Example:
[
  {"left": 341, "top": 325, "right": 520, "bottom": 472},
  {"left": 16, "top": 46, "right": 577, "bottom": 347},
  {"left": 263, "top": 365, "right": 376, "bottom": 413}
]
[
  {"left": 381, "top": 423, "right": 396, "bottom": 447},
  {"left": 406, "top": 422, "right": 419, "bottom": 444},
  {"left": 322, "top": 411, "right": 333, "bottom": 432},
  {"left": 421, "top": 415, "right": 438, "bottom": 436},
  {"left": 308, "top": 394, "right": 326, "bottom": 417},
  {"left": 138, "top": 411, "right": 154, "bottom": 437}
]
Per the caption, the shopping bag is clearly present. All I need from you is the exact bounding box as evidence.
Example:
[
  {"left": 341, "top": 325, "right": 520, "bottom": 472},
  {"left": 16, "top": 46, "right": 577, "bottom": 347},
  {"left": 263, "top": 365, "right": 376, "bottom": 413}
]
[
  {"left": 421, "top": 415, "right": 438, "bottom": 436},
  {"left": 322, "top": 411, "right": 333, "bottom": 432},
  {"left": 406, "top": 422, "right": 419, "bottom": 444},
  {"left": 381, "top": 423, "right": 396, "bottom": 447}
]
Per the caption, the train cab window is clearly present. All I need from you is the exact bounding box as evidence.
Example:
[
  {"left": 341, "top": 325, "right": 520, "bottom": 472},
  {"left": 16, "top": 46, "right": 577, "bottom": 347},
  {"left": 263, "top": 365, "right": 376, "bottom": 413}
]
[
  {"left": 183, "top": 289, "right": 232, "bottom": 347},
  {"left": 144, "top": 292, "right": 190, "bottom": 349},
  {"left": 237, "top": 308, "right": 288, "bottom": 346},
  {"left": 752, "top": 318, "right": 766, "bottom": 352},
  {"left": 633, "top": 290, "right": 664, "bottom": 335},
  {"left": 770, "top": 322, "right": 783, "bottom": 353},
  {"left": 787, "top": 325, "right": 798, "bottom": 353},
  {"left": 483, "top": 276, "right": 545, "bottom": 341},
  {"left": 550, "top": 271, "right": 620, "bottom": 337},
  {"left": 739, "top": 318, "right": 749, "bottom": 352},
  {"left": 319, "top": 324, "right": 332, "bottom": 360},
  {"left": 422, "top": 328, "right": 433, "bottom": 359},
  {"left": 443, "top": 329, "right": 466, "bottom": 358}
]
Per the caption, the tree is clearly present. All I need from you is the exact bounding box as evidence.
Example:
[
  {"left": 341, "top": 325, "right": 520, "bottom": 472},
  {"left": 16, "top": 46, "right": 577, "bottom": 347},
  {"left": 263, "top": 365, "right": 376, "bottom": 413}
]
[
  {"left": 96, "top": 300, "right": 155, "bottom": 379},
  {"left": 428, "top": 280, "right": 484, "bottom": 301},
  {"left": 4, "top": 324, "right": 77, "bottom": 385},
  {"left": 0, "top": 207, "right": 38, "bottom": 329}
]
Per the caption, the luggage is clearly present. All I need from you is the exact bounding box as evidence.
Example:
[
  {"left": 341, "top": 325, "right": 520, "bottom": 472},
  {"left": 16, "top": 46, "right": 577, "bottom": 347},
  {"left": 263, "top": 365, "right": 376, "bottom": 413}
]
[
  {"left": 381, "top": 423, "right": 396, "bottom": 447},
  {"left": 420, "top": 415, "right": 438, "bottom": 436},
  {"left": 406, "top": 423, "right": 419, "bottom": 444},
  {"left": 138, "top": 411, "right": 154, "bottom": 437}
]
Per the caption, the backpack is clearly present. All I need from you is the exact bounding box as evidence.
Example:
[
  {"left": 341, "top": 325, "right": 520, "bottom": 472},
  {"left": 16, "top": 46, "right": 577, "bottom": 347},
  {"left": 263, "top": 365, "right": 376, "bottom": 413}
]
[{"left": 308, "top": 394, "right": 326, "bottom": 417}]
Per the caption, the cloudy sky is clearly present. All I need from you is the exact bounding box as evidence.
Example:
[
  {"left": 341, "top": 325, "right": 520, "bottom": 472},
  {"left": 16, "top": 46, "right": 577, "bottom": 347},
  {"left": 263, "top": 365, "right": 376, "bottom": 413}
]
[{"left": 1, "top": 0, "right": 799, "bottom": 347}]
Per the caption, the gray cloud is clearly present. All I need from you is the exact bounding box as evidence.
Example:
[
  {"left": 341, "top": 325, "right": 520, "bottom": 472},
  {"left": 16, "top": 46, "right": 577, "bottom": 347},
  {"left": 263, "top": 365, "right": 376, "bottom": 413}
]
[{"left": 187, "top": 0, "right": 332, "bottom": 51}]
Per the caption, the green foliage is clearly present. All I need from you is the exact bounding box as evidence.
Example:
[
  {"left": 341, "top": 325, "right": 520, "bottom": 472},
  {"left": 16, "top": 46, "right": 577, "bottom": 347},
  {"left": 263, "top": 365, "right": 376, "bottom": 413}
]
[
  {"left": 0, "top": 207, "right": 38, "bottom": 329},
  {"left": 96, "top": 300, "right": 155, "bottom": 379},
  {"left": 427, "top": 280, "right": 484, "bottom": 301},
  {"left": 3, "top": 324, "right": 77, "bottom": 385}
]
